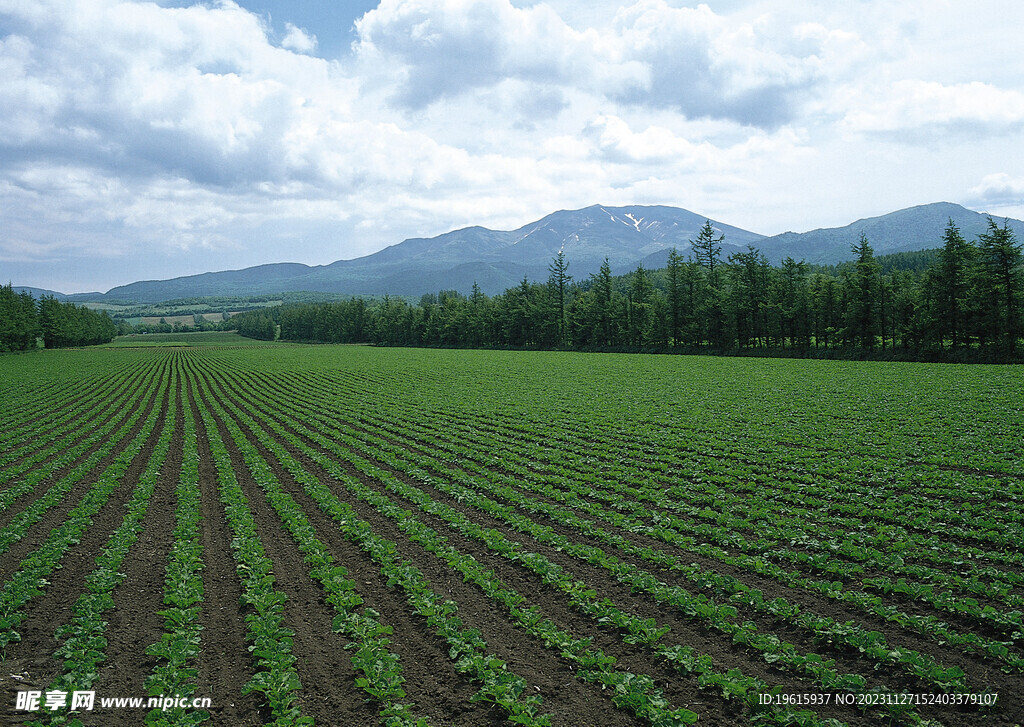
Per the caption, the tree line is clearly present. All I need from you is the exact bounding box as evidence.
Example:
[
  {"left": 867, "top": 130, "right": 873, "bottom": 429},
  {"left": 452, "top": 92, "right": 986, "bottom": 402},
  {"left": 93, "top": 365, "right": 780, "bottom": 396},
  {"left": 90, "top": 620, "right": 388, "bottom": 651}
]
[
  {"left": 0, "top": 287, "right": 118, "bottom": 352},
  {"left": 226, "top": 217, "right": 1021, "bottom": 362}
]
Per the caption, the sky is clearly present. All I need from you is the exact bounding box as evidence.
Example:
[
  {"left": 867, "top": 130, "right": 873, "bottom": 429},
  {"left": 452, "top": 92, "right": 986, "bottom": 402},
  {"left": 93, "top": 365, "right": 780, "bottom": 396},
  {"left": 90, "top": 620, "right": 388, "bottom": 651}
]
[{"left": 2, "top": 0, "right": 1023, "bottom": 293}]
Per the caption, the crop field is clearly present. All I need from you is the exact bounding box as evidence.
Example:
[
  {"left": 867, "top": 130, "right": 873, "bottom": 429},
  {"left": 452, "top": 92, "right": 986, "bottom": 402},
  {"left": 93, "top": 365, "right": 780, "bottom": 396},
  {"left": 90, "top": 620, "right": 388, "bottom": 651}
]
[{"left": 1, "top": 332, "right": 1022, "bottom": 727}]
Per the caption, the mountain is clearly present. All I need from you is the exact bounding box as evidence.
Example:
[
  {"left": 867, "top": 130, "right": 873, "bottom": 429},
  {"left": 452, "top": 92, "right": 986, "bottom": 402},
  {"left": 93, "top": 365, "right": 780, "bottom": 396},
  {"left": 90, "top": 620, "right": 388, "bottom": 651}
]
[
  {"left": 12, "top": 286, "right": 67, "bottom": 299},
  {"left": 101, "top": 263, "right": 315, "bottom": 303},
  {"left": 11, "top": 286, "right": 105, "bottom": 301},
  {"left": 94, "top": 204, "right": 765, "bottom": 303},
  {"left": 18, "top": 202, "right": 1022, "bottom": 304},
  {"left": 755, "top": 202, "right": 1024, "bottom": 265}
]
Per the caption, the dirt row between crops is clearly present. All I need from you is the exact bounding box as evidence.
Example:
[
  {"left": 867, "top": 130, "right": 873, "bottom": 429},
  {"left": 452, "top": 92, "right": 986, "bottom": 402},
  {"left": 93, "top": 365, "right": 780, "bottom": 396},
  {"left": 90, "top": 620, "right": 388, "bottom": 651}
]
[
  {"left": 0, "top": 367, "right": 171, "bottom": 726},
  {"left": 85, "top": 372, "right": 186, "bottom": 724},
  {"left": 358, "top": 425, "right": 1023, "bottom": 726},
  {"left": 196, "top": 381, "right": 387, "bottom": 727},
  {"left": 196, "top": 363, "right": 635, "bottom": 727},
  {"left": 187, "top": 373, "right": 269, "bottom": 726},
  {"left": 0, "top": 364, "right": 147, "bottom": 477},
  {"left": 223, "top": 367, "right": 1019, "bottom": 727},
  {"left": 0, "top": 357, "right": 168, "bottom": 552},
  {"left": 248, "top": 367, "right": 1024, "bottom": 647},
  {"left": 200, "top": 367, "right": 842, "bottom": 726},
  {"left": 272, "top": 421, "right": 887, "bottom": 727}
]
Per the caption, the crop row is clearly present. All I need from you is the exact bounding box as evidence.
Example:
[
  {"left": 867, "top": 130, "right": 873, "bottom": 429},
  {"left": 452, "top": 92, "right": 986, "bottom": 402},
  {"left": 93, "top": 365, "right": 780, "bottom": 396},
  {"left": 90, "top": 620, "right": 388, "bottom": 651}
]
[
  {"left": 294, "top": 370, "right": 1024, "bottom": 623},
  {"left": 4, "top": 343, "right": 1017, "bottom": 727},
  {"left": 193, "top": 360, "right": 714, "bottom": 727},
  {"left": 0, "top": 359, "right": 163, "bottom": 519},
  {"left": 192, "top": 353, "right": 937, "bottom": 725},
  {"left": 25, "top": 366, "right": 179, "bottom": 727},
  {"left": 0, "top": 363, "right": 170, "bottom": 652},
  {"left": 255, "top": 367, "right": 1022, "bottom": 675}
]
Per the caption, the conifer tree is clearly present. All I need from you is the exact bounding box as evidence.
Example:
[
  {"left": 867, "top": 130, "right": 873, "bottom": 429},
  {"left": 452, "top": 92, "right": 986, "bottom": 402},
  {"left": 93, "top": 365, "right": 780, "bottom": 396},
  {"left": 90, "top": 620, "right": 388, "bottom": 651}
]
[
  {"left": 933, "top": 219, "right": 974, "bottom": 348},
  {"left": 548, "top": 250, "right": 571, "bottom": 346},
  {"left": 847, "top": 234, "right": 881, "bottom": 349},
  {"left": 973, "top": 218, "right": 1022, "bottom": 354}
]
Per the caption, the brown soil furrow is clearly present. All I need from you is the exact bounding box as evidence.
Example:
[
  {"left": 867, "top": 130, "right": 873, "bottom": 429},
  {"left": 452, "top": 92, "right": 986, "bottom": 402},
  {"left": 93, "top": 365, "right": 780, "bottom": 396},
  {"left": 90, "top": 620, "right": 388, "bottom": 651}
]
[
  {"left": 332, "top": 454, "right": 887, "bottom": 727},
  {"left": 90, "top": 372, "right": 186, "bottom": 722},
  {"left": 284, "top": 421, "right": 1004, "bottom": 727},
  {"left": 0, "top": 370, "right": 171, "bottom": 713},
  {"left": 187, "top": 374, "right": 267, "bottom": 726},
  {"left": 196, "top": 366, "right": 649, "bottom": 727},
  {"left": 195, "top": 383, "right": 396, "bottom": 727},
  {"left": 0, "top": 363, "right": 163, "bottom": 540},
  {"left": 285, "top": 448, "right": 647, "bottom": 727}
]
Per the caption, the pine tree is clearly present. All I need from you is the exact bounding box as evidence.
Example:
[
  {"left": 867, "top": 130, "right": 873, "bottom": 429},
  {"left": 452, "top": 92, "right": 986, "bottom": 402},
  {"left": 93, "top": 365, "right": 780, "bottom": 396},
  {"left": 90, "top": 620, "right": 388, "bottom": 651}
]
[
  {"left": 590, "top": 258, "right": 614, "bottom": 346},
  {"left": 548, "top": 250, "right": 571, "bottom": 346},
  {"left": 933, "top": 219, "right": 974, "bottom": 348},
  {"left": 692, "top": 221, "right": 725, "bottom": 347},
  {"left": 727, "top": 247, "right": 770, "bottom": 347},
  {"left": 691, "top": 220, "right": 723, "bottom": 275},
  {"left": 666, "top": 248, "right": 685, "bottom": 346},
  {"left": 973, "top": 218, "right": 1022, "bottom": 355},
  {"left": 847, "top": 234, "right": 881, "bottom": 349},
  {"left": 628, "top": 264, "right": 652, "bottom": 347}
]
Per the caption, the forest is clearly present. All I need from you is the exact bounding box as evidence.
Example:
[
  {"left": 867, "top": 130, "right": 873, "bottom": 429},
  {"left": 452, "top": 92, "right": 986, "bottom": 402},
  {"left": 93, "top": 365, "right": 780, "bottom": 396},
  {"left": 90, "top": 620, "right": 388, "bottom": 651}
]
[
  {"left": 228, "top": 218, "right": 1023, "bottom": 362},
  {"left": 0, "top": 289, "right": 118, "bottom": 352}
]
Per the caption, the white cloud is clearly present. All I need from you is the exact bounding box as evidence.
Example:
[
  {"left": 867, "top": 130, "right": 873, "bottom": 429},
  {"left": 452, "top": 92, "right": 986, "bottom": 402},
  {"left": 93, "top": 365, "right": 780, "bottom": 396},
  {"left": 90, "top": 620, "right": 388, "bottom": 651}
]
[
  {"left": 967, "top": 173, "right": 1024, "bottom": 209},
  {"left": 353, "top": 0, "right": 832, "bottom": 127},
  {"left": 281, "top": 22, "right": 317, "bottom": 53},
  {"left": 608, "top": 1, "right": 826, "bottom": 127},
  {"left": 353, "top": 0, "right": 630, "bottom": 108},
  {"left": 1, "top": 0, "right": 1023, "bottom": 292},
  {"left": 585, "top": 114, "right": 718, "bottom": 164},
  {"left": 842, "top": 80, "right": 1024, "bottom": 136}
]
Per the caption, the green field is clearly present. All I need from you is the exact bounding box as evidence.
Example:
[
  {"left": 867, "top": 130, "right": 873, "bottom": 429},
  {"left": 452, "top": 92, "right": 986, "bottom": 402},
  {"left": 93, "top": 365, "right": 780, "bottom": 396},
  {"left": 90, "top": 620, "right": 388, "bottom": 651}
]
[
  {"left": 1, "top": 333, "right": 1021, "bottom": 726},
  {"left": 101, "top": 331, "right": 275, "bottom": 347}
]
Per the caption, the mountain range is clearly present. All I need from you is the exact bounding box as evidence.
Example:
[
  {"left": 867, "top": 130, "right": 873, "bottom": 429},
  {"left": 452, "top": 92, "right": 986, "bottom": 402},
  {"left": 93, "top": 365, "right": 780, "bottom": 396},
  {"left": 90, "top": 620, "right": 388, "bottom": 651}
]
[{"left": 17, "top": 201, "right": 1023, "bottom": 304}]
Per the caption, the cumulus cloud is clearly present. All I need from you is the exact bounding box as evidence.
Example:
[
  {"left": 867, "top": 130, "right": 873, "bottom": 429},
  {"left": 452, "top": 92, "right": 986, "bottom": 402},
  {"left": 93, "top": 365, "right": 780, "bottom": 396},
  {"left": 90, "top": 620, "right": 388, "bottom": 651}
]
[
  {"left": 353, "top": 0, "right": 628, "bottom": 108},
  {"left": 967, "top": 173, "right": 1024, "bottom": 209},
  {"left": 0, "top": 0, "right": 507, "bottom": 233},
  {"left": 607, "top": 1, "right": 825, "bottom": 127},
  {"left": 281, "top": 22, "right": 317, "bottom": 53},
  {"left": 2, "top": 0, "right": 1023, "bottom": 292},
  {"left": 842, "top": 80, "right": 1024, "bottom": 137},
  {"left": 353, "top": 0, "right": 830, "bottom": 127},
  {"left": 585, "top": 114, "right": 716, "bottom": 165}
]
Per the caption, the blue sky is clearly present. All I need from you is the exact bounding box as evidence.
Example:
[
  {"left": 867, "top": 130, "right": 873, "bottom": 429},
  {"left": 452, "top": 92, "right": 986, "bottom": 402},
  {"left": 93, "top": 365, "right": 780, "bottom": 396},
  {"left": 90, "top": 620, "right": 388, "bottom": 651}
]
[
  {"left": 197, "top": 1, "right": 379, "bottom": 57},
  {"left": 2, "top": 0, "right": 1023, "bottom": 293}
]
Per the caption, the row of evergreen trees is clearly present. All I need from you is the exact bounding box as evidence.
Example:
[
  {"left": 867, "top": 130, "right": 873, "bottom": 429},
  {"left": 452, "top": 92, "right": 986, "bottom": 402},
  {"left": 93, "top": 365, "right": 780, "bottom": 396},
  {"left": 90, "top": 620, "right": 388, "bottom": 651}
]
[
  {"left": 226, "top": 308, "right": 278, "bottom": 340},
  {"left": 258, "top": 218, "right": 1021, "bottom": 362},
  {"left": 0, "top": 286, "right": 118, "bottom": 352}
]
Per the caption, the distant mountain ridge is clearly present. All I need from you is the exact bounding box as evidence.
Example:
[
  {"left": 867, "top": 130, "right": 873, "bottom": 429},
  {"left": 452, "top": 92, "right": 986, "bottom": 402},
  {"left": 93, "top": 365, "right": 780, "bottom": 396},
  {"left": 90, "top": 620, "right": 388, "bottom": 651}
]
[
  {"left": 15, "top": 202, "right": 1023, "bottom": 304},
  {"left": 756, "top": 202, "right": 1024, "bottom": 265}
]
